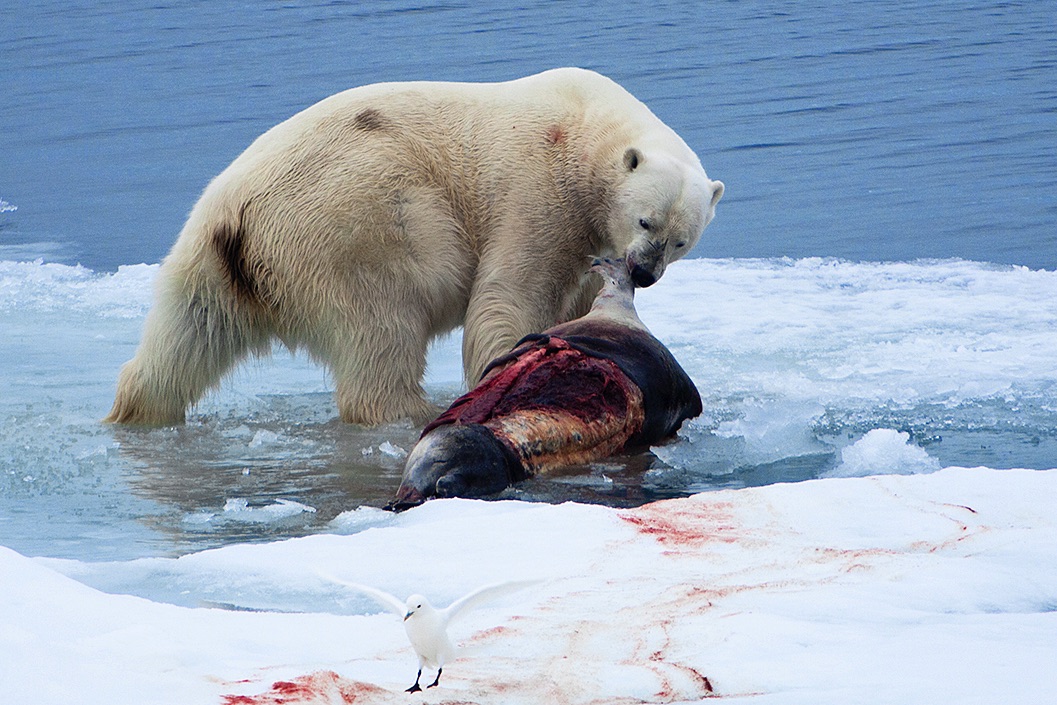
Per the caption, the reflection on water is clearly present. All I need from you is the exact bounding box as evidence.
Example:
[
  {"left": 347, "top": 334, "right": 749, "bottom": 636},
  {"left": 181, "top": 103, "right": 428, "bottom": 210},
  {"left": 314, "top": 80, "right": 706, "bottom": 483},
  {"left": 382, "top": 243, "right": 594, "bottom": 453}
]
[{"left": 114, "top": 401, "right": 418, "bottom": 549}]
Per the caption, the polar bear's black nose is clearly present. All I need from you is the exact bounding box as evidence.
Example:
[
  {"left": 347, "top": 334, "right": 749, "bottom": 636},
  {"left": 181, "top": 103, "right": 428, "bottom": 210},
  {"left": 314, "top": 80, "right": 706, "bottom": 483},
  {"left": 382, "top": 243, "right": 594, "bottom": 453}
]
[{"left": 630, "top": 265, "right": 657, "bottom": 288}]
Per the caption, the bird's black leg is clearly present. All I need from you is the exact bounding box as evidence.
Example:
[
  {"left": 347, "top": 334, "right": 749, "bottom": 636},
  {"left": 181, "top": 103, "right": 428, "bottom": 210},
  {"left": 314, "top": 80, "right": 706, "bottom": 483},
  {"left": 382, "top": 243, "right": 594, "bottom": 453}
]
[
  {"left": 427, "top": 667, "right": 443, "bottom": 689},
  {"left": 406, "top": 668, "right": 423, "bottom": 693}
]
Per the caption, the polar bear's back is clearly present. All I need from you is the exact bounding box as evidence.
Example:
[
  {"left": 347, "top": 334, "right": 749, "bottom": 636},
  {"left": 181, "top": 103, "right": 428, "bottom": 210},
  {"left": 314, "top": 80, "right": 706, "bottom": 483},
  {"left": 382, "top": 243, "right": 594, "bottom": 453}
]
[
  {"left": 216, "top": 68, "right": 675, "bottom": 178},
  {"left": 180, "top": 69, "right": 642, "bottom": 268}
]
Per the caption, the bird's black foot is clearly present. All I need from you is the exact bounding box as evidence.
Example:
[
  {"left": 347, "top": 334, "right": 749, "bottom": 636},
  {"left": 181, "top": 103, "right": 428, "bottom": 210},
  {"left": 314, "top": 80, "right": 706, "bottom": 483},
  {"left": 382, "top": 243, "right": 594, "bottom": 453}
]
[
  {"left": 406, "top": 668, "right": 423, "bottom": 693},
  {"left": 427, "top": 668, "right": 442, "bottom": 689}
]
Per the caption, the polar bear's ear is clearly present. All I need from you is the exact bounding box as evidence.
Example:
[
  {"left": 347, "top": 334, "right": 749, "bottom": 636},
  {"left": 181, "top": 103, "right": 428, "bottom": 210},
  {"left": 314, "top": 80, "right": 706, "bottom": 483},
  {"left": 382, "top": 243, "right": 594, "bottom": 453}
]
[
  {"left": 623, "top": 148, "right": 644, "bottom": 171},
  {"left": 711, "top": 180, "right": 725, "bottom": 207}
]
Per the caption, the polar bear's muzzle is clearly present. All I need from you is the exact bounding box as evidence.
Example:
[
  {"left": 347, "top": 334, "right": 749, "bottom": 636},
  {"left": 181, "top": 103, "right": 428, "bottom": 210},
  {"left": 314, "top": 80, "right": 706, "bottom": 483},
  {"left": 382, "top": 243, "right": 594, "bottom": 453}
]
[
  {"left": 629, "top": 263, "right": 659, "bottom": 288},
  {"left": 625, "top": 246, "right": 665, "bottom": 288}
]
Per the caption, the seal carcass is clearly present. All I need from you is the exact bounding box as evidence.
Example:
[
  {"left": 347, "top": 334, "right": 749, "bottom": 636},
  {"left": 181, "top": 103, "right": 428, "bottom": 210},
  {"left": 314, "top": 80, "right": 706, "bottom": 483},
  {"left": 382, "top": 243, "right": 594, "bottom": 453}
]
[{"left": 391, "top": 258, "right": 701, "bottom": 508}]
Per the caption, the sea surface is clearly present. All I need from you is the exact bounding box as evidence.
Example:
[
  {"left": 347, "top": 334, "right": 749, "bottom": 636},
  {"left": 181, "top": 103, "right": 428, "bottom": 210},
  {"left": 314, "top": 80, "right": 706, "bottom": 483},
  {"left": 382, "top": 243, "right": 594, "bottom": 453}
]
[
  {"left": 1, "top": 1, "right": 1056, "bottom": 563},
  {"left": 3, "top": 0, "right": 1055, "bottom": 270}
]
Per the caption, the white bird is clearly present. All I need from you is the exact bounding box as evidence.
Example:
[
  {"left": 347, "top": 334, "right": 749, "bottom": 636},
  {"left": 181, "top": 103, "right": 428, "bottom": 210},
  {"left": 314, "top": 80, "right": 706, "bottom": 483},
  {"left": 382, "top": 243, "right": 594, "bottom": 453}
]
[{"left": 321, "top": 574, "right": 537, "bottom": 693}]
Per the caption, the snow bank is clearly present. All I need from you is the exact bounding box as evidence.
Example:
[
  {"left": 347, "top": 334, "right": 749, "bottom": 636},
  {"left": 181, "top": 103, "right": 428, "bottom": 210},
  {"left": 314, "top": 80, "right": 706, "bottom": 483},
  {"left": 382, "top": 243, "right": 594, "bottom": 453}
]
[{"left": 5, "top": 467, "right": 1056, "bottom": 704}]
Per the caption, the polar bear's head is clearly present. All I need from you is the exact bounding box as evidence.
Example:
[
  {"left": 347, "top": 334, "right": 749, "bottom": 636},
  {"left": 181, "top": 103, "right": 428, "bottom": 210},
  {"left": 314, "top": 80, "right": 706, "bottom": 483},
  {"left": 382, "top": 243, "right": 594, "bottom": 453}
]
[{"left": 609, "top": 147, "right": 724, "bottom": 288}]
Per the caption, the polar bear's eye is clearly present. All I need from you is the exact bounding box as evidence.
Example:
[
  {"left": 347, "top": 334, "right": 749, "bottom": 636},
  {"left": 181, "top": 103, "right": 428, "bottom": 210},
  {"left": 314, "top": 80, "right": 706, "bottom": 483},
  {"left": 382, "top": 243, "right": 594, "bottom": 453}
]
[{"left": 638, "top": 219, "right": 651, "bottom": 231}]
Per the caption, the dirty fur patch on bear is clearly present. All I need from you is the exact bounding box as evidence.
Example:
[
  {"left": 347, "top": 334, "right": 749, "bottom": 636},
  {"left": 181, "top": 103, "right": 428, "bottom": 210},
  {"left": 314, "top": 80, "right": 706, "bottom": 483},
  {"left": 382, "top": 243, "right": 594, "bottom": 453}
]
[
  {"left": 353, "top": 107, "right": 386, "bottom": 131},
  {"left": 212, "top": 212, "right": 259, "bottom": 304}
]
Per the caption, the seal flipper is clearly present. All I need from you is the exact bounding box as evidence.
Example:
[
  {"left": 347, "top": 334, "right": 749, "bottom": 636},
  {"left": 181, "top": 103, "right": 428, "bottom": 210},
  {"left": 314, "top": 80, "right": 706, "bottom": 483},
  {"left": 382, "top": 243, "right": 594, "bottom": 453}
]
[{"left": 389, "top": 424, "right": 524, "bottom": 510}]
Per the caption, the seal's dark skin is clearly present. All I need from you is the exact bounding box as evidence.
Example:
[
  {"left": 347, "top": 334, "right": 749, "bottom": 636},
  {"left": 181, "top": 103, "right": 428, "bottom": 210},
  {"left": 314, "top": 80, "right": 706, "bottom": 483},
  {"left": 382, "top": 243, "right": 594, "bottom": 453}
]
[{"left": 390, "top": 258, "right": 700, "bottom": 510}]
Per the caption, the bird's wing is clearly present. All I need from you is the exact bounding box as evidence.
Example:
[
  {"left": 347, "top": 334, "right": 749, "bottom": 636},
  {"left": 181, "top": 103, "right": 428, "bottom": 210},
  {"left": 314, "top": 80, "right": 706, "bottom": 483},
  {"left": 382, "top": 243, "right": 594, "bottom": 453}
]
[
  {"left": 441, "top": 579, "right": 541, "bottom": 625},
  {"left": 317, "top": 572, "right": 406, "bottom": 617}
]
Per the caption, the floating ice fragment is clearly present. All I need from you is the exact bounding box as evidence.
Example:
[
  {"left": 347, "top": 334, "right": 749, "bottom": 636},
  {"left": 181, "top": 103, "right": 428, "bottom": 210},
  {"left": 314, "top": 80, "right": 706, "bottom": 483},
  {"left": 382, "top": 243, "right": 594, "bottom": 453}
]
[
  {"left": 361, "top": 441, "right": 408, "bottom": 459},
  {"left": 827, "top": 428, "right": 941, "bottom": 478},
  {"left": 220, "top": 498, "right": 317, "bottom": 522},
  {"left": 76, "top": 444, "right": 113, "bottom": 460},
  {"left": 328, "top": 505, "right": 396, "bottom": 534},
  {"left": 650, "top": 428, "right": 700, "bottom": 471},
  {"left": 713, "top": 400, "right": 827, "bottom": 466},
  {"left": 248, "top": 429, "right": 280, "bottom": 447},
  {"left": 378, "top": 441, "right": 407, "bottom": 458}
]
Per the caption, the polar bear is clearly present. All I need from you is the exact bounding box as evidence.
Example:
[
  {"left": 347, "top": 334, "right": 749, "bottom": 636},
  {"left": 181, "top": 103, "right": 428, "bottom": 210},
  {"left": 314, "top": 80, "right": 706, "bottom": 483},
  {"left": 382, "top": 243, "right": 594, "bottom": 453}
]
[{"left": 105, "top": 68, "right": 723, "bottom": 426}]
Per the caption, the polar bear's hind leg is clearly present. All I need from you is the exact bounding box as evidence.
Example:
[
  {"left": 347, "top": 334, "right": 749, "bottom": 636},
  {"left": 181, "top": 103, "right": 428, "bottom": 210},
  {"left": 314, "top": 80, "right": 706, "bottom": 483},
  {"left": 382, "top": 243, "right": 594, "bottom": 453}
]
[{"left": 105, "top": 233, "right": 273, "bottom": 426}]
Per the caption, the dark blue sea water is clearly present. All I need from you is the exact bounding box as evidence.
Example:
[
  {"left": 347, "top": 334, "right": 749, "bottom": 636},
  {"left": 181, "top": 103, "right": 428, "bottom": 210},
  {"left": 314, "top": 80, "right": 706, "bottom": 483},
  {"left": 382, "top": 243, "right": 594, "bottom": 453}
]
[{"left": 2, "top": 0, "right": 1055, "bottom": 270}]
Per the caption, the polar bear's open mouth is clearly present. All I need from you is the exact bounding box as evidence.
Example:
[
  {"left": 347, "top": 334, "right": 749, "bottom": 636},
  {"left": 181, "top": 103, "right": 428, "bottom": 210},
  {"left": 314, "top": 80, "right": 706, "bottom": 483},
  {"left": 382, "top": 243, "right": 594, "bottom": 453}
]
[{"left": 629, "top": 264, "right": 658, "bottom": 288}]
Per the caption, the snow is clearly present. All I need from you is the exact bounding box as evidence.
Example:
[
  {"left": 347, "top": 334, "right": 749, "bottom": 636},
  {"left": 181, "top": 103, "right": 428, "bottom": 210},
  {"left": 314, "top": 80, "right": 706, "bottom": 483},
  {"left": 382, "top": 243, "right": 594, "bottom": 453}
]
[{"left": 4, "top": 467, "right": 1056, "bottom": 704}]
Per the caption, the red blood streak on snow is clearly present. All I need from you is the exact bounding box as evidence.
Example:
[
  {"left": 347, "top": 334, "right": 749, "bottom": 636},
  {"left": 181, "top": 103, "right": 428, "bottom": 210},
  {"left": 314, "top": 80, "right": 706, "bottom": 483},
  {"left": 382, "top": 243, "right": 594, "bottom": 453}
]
[
  {"left": 626, "top": 612, "right": 718, "bottom": 701},
  {"left": 220, "top": 671, "right": 387, "bottom": 705},
  {"left": 618, "top": 499, "right": 738, "bottom": 548},
  {"left": 466, "top": 625, "right": 513, "bottom": 643}
]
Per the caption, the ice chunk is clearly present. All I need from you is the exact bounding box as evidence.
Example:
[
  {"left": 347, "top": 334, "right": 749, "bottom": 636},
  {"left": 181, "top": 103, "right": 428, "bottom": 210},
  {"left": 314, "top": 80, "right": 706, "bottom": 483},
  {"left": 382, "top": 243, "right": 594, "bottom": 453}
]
[
  {"left": 327, "top": 505, "right": 396, "bottom": 534},
  {"left": 377, "top": 441, "right": 406, "bottom": 458},
  {"left": 181, "top": 511, "right": 216, "bottom": 525},
  {"left": 248, "top": 429, "right": 280, "bottom": 447},
  {"left": 827, "top": 428, "right": 941, "bottom": 478},
  {"left": 360, "top": 441, "right": 408, "bottom": 459},
  {"left": 220, "top": 498, "right": 317, "bottom": 522},
  {"left": 714, "top": 400, "right": 827, "bottom": 466}
]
